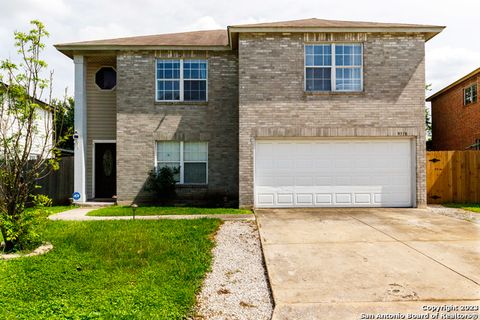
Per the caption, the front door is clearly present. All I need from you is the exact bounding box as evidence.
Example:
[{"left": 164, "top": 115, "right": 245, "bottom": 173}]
[{"left": 94, "top": 143, "right": 116, "bottom": 199}]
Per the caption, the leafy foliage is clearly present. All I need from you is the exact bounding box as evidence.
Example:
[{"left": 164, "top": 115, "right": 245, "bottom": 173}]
[
  {"left": 0, "top": 21, "right": 69, "bottom": 252},
  {"left": 145, "top": 166, "right": 177, "bottom": 199},
  {"left": 53, "top": 97, "right": 74, "bottom": 150}
]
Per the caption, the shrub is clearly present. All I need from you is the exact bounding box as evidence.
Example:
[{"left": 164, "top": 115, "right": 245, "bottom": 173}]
[
  {"left": 145, "top": 166, "right": 177, "bottom": 199},
  {"left": 0, "top": 194, "right": 51, "bottom": 252}
]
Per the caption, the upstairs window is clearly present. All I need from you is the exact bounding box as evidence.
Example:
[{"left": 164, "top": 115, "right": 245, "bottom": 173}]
[
  {"left": 305, "top": 44, "right": 363, "bottom": 92},
  {"left": 156, "top": 59, "right": 207, "bottom": 102},
  {"left": 464, "top": 84, "right": 477, "bottom": 106}
]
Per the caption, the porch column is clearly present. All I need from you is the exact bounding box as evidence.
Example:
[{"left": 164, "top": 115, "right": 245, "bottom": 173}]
[{"left": 73, "top": 55, "right": 87, "bottom": 202}]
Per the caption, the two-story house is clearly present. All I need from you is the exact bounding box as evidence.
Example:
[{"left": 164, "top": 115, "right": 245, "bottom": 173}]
[
  {"left": 55, "top": 18, "right": 443, "bottom": 208},
  {"left": 427, "top": 68, "right": 480, "bottom": 150}
]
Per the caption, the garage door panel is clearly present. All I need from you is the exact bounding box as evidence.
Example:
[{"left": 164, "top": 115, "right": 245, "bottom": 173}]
[
  {"left": 354, "top": 193, "right": 371, "bottom": 204},
  {"left": 277, "top": 193, "right": 294, "bottom": 205},
  {"left": 255, "top": 139, "right": 413, "bottom": 208}
]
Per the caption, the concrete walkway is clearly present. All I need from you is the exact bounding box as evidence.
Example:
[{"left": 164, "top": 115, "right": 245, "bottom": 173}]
[
  {"left": 49, "top": 207, "right": 255, "bottom": 221},
  {"left": 256, "top": 208, "right": 480, "bottom": 320}
]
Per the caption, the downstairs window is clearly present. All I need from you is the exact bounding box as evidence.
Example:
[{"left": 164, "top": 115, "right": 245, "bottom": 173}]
[{"left": 156, "top": 141, "right": 208, "bottom": 184}]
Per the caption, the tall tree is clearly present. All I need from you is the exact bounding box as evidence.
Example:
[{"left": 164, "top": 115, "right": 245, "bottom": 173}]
[{"left": 0, "top": 20, "right": 67, "bottom": 252}]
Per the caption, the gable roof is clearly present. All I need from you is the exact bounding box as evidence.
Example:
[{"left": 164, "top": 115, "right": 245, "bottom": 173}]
[
  {"left": 56, "top": 29, "right": 228, "bottom": 49},
  {"left": 229, "top": 18, "right": 444, "bottom": 41},
  {"left": 229, "top": 18, "right": 440, "bottom": 29},
  {"left": 55, "top": 18, "right": 444, "bottom": 57},
  {"left": 426, "top": 68, "right": 480, "bottom": 102}
]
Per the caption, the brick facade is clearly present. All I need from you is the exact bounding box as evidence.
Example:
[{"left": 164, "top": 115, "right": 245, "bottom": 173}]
[
  {"left": 431, "top": 74, "right": 480, "bottom": 150},
  {"left": 238, "top": 33, "right": 427, "bottom": 207},
  {"left": 115, "top": 51, "right": 239, "bottom": 205},
  {"left": 84, "top": 31, "right": 428, "bottom": 208}
]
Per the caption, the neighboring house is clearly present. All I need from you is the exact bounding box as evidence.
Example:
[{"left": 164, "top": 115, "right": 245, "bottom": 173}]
[
  {"left": 55, "top": 18, "right": 443, "bottom": 208},
  {"left": 427, "top": 68, "right": 480, "bottom": 150},
  {"left": 0, "top": 82, "right": 53, "bottom": 160}
]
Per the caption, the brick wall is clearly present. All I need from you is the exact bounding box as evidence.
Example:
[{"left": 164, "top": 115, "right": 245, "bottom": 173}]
[
  {"left": 116, "top": 50, "right": 239, "bottom": 205},
  {"left": 238, "top": 32, "right": 427, "bottom": 208},
  {"left": 431, "top": 75, "right": 480, "bottom": 150}
]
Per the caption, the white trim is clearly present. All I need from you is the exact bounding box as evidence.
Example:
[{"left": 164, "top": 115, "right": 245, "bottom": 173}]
[
  {"left": 180, "top": 141, "right": 185, "bottom": 184},
  {"left": 92, "top": 140, "right": 116, "bottom": 199},
  {"left": 410, "top": 138, "right": 417, "bottom": 208},
  {"left": 73, "top": 55, "right": 87, "bottom": 203},
  {"left": 154, "top": 59, "right": 208, "bottom": 103}
]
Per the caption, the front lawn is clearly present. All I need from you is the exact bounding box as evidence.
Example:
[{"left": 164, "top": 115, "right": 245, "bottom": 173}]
[
  {"left": 26, "top": 205, "right": 77, "bottom": 215},
  {"left": 88, "top": 205, "right": 252, "bottom": 216},
  {"left": 444, "top": 203, "right": 480, "bottom": 213},
  {"left": 0, "top": 219, "right": 221, "bottom": 319}
]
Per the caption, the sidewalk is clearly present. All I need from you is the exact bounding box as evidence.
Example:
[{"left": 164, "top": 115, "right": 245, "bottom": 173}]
[{"left": 49, "top": 208, "right": 255, "bottom": 221}]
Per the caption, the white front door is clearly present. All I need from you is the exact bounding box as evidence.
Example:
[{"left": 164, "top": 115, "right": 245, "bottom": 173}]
[{"left": 254, "top": 139, "right": 414, "bottom": 208}]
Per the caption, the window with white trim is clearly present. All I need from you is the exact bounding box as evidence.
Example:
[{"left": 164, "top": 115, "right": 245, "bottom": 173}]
[
  {"left": 156, "top": 59, "right": 207, "bottom": 102},
  {"left": 156, "top": 141, "right": 208, "bottom": 184},
  {"left": 464, "top": 84, "right": 477, "bottom": 106},
  {"left": 305, "top": 44, "right": 363, "bottom": 92}
]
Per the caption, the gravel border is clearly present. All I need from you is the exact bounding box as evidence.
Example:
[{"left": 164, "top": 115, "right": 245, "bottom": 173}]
[
  {"left": 429, "top": 205, "right": 480, "bottom": 224},
  {"left": 195, "top": 221, "right": 273, "bottom": 320},
  {"left": 0, "top": 242, "right": 53, "bottom": 260}
]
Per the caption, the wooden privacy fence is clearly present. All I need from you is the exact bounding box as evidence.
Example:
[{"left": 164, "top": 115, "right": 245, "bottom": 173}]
[
  {"left": 33, "top": 156, "right": 74, "bottom": 205},
  {"left": 427, "top": 151, "right": 480, "bottom": 204}
]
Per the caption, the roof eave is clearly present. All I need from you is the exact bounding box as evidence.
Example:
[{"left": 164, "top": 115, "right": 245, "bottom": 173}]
[
  {"left": 54, "top": 44, "right": 232, "bottom": 59},
  {"left": 228, "top": 26, "right": 445, "bottom": 41}
]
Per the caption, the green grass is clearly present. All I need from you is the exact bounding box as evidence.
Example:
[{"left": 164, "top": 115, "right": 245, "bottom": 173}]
[
  {"left": 0, "top": 219, "right": 221, "bottom": 319},
  {"left": 88, "top": 205, "right": 252, "bottom": 217},
  {"left": 444, "top": 203, "right": 480, "bottom": 213},
  {"left": 25, "top": 205, "right": 77, "bottom": 215}
]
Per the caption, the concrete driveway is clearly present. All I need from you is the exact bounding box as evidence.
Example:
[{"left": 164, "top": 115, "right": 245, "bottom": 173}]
[{"left": 255, "top": 208, "right": 480, "bottom": 320}]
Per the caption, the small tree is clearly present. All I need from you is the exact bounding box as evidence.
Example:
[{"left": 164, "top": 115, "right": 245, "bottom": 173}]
[{"left": 0, "top": 21, "right": 67, "bottom": 252}]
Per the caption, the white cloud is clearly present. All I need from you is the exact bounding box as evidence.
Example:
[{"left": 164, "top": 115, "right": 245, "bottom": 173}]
[
  {"left": 76, "top": 23, "right": 134, "bottom": 41},
  {"left": 186, "top": 16, "right": 223, "bottom": 31},
  {"left": 426, "top": 46, "right": 480, "bottom": 92}
]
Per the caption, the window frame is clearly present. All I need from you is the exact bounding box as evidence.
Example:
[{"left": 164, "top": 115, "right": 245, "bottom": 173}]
[
  {"left": 464, "top": 84, "right": 478, "bottom": 106},
  {"left": 304, "top": 43, "right": 364, "bottom": 93},
  {"left": 154, "top": 141, "right": 208, "bottom": 185},
  {"left": 155, "top": 59, "right": 208, "bottom": 103}
]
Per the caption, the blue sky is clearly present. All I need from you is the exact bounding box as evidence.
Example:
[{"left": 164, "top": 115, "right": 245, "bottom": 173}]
[{"left": 0, "top": 0, "right": 478, "bottom": 99}]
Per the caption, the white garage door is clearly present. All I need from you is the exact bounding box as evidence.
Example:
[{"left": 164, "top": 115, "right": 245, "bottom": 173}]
[{"left": 255, "top": 139, "right": 413, "bottom": 208}]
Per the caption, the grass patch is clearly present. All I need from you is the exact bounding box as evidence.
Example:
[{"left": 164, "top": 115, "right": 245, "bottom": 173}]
[
  {"left": 444, "top": 203, "right": 480, "bottom": 213},
  {"left": 25, "top": 205, "right": 77, "bottom": 215},
  {"left": 0, "top": 219, "right": 221, "bottom": 319},
  {"left": 88, "top": 206, "right": 252, "bottom": 217}
]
